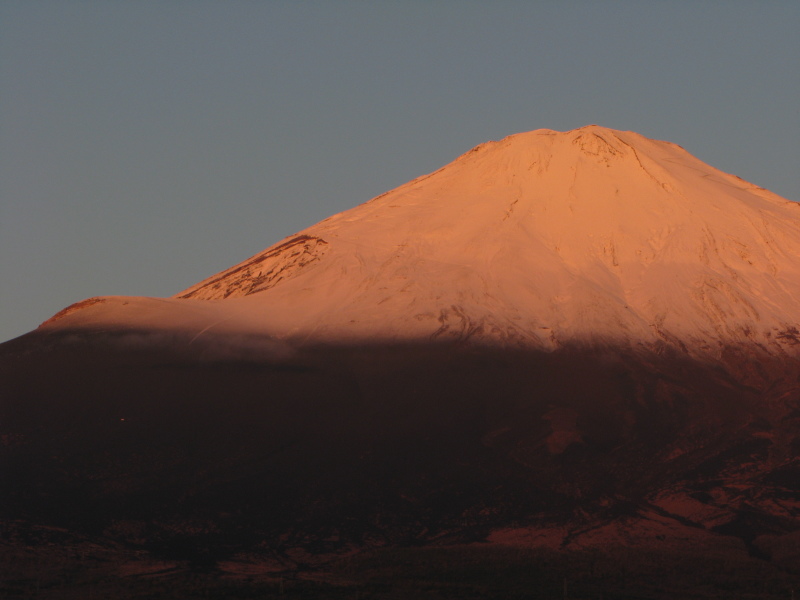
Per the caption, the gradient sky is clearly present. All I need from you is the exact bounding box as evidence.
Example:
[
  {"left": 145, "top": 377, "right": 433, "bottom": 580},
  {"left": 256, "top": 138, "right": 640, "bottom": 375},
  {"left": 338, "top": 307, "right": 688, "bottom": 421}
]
[{"left": 1, "top": 1, "right": 798, "bottom": 343}]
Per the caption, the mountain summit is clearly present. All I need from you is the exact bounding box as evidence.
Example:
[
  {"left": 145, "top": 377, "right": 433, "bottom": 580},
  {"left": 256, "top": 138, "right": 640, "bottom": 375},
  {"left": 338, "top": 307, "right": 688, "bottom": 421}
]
[{"left": 46, "top": 125, "right": 800, "bottom": 359}]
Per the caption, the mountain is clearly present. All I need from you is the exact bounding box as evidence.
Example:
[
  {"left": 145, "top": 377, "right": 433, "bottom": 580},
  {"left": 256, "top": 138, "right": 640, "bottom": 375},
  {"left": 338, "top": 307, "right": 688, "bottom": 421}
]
[
  {"left": 2, "top": 126, "right": 800, "bottom": 598},
  {"left": 41, "top": 125, "right": 800, "bottom": 357}
]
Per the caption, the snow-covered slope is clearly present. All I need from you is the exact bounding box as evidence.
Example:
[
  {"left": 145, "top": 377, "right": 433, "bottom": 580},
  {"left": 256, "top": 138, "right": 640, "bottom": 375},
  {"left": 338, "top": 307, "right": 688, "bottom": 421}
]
[{"left": 42, "top": 125, "right": 800, "bottom": 358}]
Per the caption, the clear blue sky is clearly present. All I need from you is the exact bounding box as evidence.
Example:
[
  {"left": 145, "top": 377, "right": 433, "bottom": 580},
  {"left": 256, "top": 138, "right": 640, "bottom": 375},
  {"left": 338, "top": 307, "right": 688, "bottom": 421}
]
[{"left": 1, "top": 1, "right": 798, "bottom": 343}]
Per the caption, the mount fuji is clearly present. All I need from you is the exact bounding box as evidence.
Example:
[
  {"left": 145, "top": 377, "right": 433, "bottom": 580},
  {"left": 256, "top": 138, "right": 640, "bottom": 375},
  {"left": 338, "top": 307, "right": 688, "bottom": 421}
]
[
  {"left": 3, "top": 126, "right": 800, "bottom": 597},
  {"left": 41, "top": 125, "right": 800, "bottom": 358}
]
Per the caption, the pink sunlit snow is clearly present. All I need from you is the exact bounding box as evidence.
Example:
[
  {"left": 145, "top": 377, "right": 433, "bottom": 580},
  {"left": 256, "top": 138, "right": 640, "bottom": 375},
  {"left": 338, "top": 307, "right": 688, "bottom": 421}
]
[{"left": 43, "top": 126, "right": 800, "bottom": 361}]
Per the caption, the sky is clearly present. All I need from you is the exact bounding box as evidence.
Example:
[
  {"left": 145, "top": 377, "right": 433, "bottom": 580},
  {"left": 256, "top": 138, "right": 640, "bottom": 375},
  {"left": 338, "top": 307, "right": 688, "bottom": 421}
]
[{"left": 1, "top": 1, "right": 798, "bottom": 343}]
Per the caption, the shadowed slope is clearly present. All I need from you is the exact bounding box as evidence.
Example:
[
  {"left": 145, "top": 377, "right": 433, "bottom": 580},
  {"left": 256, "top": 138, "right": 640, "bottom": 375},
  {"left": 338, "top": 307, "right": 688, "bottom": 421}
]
[{"left": 2, "top": 331, "right": 799, "bottom": 566}]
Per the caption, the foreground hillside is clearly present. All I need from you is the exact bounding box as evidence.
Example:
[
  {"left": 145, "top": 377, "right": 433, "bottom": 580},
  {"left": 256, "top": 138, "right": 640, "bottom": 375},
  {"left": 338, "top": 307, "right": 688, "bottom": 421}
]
[{"left": 2, "top": 331, "right": 799, "bottom": 597}]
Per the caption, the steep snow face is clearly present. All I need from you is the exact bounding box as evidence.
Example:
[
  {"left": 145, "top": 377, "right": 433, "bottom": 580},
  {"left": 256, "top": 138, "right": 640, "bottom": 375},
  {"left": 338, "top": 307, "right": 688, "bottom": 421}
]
[{"left": 45, "top": 126, "right": 800, "bottom": 356}]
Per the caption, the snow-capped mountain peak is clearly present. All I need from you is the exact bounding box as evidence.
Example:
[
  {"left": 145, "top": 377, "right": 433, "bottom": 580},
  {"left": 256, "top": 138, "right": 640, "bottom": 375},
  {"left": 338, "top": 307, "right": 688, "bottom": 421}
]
[{"left": 43, "top": 126, "right": 800, "bottom": 360}]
